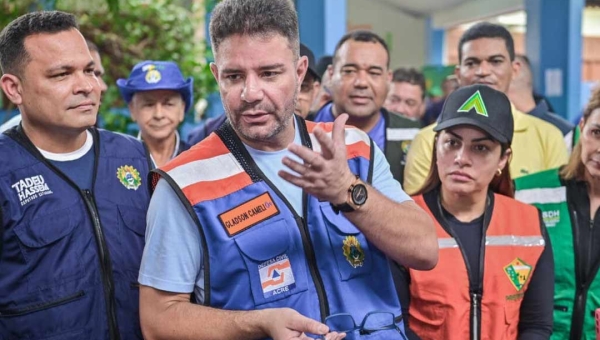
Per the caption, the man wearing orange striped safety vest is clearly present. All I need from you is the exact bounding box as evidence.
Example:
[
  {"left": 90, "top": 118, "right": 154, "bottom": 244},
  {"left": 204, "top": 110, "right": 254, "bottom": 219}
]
[{"left": 136, "top": 1, "right": 438, "bottom": 339}]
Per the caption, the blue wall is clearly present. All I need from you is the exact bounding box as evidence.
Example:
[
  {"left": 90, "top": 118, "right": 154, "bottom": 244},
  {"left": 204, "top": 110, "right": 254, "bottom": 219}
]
[
  {"left": 426, "top": 17, "right": 445, "bottom": 66},
  {"left": 297, "top": 0, "right": 347, "bottom": 60},
  {"left": 525, "top": 0, "right": 584, "bottom": 120}
]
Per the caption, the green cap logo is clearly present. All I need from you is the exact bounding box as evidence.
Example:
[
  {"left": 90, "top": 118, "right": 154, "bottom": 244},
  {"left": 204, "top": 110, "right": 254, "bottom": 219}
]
[{"left": 457, "top": 90, "right": 488, "bottom": 117}]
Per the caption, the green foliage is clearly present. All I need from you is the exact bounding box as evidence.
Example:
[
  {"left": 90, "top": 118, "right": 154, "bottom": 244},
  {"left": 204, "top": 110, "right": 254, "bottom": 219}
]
[
  {"left": 0, "top": 0, "right": 218, "bottom": 134},
  {"left": 0, "top": 0, "right": 47, "bottom": 111},
  {"left": 75, "top": 0, "right": 218, "bottom": 133},
  {"left": 0, "top": 0, "right": 43, "bottom": 28}
]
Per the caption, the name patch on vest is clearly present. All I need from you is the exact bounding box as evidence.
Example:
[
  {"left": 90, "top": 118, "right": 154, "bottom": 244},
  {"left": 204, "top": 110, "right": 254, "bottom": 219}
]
[
  {"left": 218, "top": 192, "right": 279, "bottom": 236},
  {"left": 542, "top": 210, "right": 560, "bottom": 227},
  {"left": 11, "top": 175, "right": 53, "bottom": 206},
  {"left": 259, "top": 254, "right": 296, "bottom": 298}
]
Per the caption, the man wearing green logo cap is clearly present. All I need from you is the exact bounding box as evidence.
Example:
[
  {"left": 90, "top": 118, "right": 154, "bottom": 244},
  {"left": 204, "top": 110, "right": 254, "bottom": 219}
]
[{"left": 403, "top": 22, "right": 568, "bottom": 195}]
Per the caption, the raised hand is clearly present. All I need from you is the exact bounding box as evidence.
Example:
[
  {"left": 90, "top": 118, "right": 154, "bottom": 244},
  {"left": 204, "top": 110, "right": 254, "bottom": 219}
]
[{"left": 279, "top": 113, "right": 355, "bottom": 205}]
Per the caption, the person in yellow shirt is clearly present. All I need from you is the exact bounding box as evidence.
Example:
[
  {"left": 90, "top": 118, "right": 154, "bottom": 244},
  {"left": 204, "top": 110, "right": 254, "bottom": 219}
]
[{"left": 403, "top": 22, "right": 568, "bottom": 194}]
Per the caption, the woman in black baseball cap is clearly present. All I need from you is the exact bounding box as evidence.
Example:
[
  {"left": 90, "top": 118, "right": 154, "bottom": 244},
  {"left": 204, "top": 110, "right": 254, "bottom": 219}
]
[{"left": 397, "top": 84, "right": 554, "bottom": 339}]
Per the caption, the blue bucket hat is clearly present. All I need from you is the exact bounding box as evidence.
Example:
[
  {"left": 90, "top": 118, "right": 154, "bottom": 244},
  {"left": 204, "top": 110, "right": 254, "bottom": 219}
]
[{"left": 117, "top": 60, "right": 194, "bottom": 113}]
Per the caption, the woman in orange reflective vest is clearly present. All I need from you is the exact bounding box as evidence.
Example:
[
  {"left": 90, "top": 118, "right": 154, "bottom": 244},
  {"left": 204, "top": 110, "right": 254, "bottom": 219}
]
[{"left": 400, "top": 84, "right": 554, "bottom": 340}]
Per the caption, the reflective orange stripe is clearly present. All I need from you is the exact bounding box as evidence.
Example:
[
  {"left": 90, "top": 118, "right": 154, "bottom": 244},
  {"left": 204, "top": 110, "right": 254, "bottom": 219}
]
[
  {"left": 182, "top": 172, "right": 253, "bottom": 206},
  {"left": 346, "top": 140, "right": 371, "bottom": 161},
  {"left": 161, "top": 134, "right": 230, "bottom": 173},
  {"left": 158, "top": 123, "right": 373, "bottom": 205}
]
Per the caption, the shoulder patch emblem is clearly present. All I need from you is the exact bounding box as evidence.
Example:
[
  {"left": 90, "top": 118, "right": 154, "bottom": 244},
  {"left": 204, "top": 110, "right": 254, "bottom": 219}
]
[
  {"left": 342, "top": 236, "right": 365, "bottom": 268},
  {"left": 117, "top": 165, "right": 142, "bottom": 190},
  {"left": 259, "top": 254, "right": 296, "bottom": 298},
  {"left": 504, "top": 257, "right": 532, "bottom": 291}
]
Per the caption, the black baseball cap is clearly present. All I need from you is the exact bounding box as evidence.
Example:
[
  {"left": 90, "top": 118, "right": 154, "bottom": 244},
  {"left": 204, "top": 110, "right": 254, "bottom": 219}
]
[
  {"left": 316, "top": 55, "right": 333, "bottom": 79},
  {"left": 434, "top": 84, "right": 514, "bottom": 144},
  {"left": 300, "top": 43, "right": 320, "bottom": 81}
]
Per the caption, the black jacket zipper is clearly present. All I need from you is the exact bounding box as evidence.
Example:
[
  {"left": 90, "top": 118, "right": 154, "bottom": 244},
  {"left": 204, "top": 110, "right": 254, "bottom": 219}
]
[
  {"left": 83, "top": 189, "right": 120, "bottom": 340},
  {"left": 5, "top": 127, "right": 120, "bottom": 339},
  {"left": 564, "top": 178, "right": 600, "bottom": 340},
  {"left": 570, "top": 207, "right": 585, "bottom": 340},
  {"left": 569, "top": 209, "right": 600, "bottom": 340}
]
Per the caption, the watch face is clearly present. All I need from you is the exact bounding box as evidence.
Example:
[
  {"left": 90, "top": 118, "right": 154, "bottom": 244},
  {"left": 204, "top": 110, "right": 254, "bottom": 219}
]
[{"left": 351, "top": 184, "right": 368, "bottom": 205}]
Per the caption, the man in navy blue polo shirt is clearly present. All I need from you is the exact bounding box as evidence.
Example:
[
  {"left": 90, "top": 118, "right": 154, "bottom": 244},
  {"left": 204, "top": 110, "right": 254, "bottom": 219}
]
[
  {"left": 508, "top": 55, "right": 574, "bottom": 137},
  {"left": 312, "top": 30, "right": 421, "bottom": 183}
]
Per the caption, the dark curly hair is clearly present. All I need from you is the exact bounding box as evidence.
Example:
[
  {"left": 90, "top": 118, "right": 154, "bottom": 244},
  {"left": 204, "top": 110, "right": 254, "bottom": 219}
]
[{"left": 209, "top": 0, "right": 299, "bottom": 58}]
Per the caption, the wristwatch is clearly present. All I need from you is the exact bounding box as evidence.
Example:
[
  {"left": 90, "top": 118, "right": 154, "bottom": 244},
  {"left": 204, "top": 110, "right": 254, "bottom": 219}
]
[{"left": 331, "top": 175, "right": 368, "bottom": 214}]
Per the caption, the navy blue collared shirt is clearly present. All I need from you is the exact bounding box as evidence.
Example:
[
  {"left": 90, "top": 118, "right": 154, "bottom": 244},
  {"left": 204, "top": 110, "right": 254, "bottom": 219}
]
[{"left": 529, "top": 100, "right": 574, "bottom": 136}]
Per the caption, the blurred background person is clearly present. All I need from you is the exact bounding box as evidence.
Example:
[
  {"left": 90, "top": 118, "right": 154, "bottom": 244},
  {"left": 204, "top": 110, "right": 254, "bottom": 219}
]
[
  {"left": 295, "top": 43, "right": 321, "bottom": 118},
  {"left": 423, "top": 75, "right": 459, "bottom": 126},
  {"left": 404, "top": 22, "right": 568, "bottom": 195},
  {"left": 508, "top": 54, "right": 574, "bottom": 137},
  {"left": 514, "top": 85, "right": 600, "bottom": 340},
  {"left": 117, "top": 60, "right": 192, "bottom": 167},
  {"left": 313, "top": 30, "right": 421, "bottom": 183},
  {"left": 384, "top": 67, "right": 427, "bottom": 125},
  {"left": 309, "top": 55, "right": 333, "bottom": 114}
]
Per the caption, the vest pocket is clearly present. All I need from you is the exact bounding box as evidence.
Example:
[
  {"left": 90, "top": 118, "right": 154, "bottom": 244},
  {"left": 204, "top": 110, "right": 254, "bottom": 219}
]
[
  {"left": 0, "top": 290, "right": 88, "bottom": 339},
  {"left": 553, "top": 305, "right": 568, "bottom": 312},
  {"left": 118, "top": 204, "right": 147, "bottom": 236},
  {"left": 0, "top": 290, "right": 84, "bottom": 317},
  {"left": 13, "top": 206, "right": 84, "bottom": 291},
  {"left": 117, "top": 204, "right": 147, "bottom": 270},
  {"left": 503, "top": 302, "right": 520, "bottom": 338},
  {"left": 320, "top": 203, "right": 373, "bottom": 281},
  {"left": 234, "top": 217, "right": 309, "bottom": 307}
]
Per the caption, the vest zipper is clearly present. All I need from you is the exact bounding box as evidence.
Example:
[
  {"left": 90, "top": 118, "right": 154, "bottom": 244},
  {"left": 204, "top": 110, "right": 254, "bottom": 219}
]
[
  {"left": 238, "top": 172, "right": 330, "bottom": 321},
  {"left": 470, "top": 292, "right": 481, "bottom": 340},
  {"left": 434, "top": 192, "right": 487, "bottom": 340},
  {"left": 300, "top": 193, "right": 329, "bottom": 322},
  {"left": 570, "top": 209, "right": 589, "bottom": 340},
  {"left": 442, "top": 228, "right": 483, "bottom": 340},
  {"left": 83, "top": 189, "right": 120, "bottom": 340},
  {"left": 588, "top": 218, "right": 595, "bottom": 282},
  {"left": 573, "top": 218, "right": 595, "bottom": 340}
]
